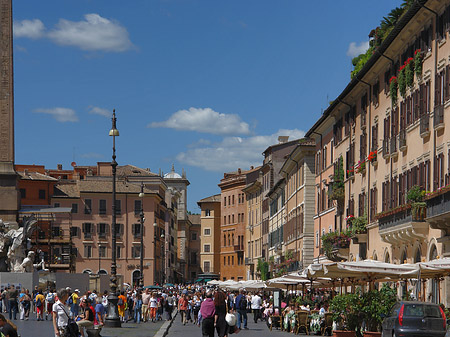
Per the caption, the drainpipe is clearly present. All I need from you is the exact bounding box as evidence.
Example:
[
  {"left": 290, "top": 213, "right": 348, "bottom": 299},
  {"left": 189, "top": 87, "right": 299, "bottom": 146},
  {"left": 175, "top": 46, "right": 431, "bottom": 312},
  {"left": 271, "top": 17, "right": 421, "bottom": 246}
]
[{"left": 310, "top": 131, "right": 322, "bottom": 260}]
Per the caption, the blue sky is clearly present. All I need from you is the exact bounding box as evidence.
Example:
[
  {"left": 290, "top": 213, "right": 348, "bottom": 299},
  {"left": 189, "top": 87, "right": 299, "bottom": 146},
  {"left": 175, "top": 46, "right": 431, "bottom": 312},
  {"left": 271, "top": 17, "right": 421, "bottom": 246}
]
[{"left": 13, "top": 0, "right": 402, "bottom": 213}]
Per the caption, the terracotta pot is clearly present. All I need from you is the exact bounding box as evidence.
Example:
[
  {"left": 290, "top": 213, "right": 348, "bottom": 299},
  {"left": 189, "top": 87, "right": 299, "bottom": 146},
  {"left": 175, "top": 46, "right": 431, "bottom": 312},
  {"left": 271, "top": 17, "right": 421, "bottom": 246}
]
[
  {"left": 363, "top": 332, "right": 381, "bottom": 337},
  {"left": 333, "top": 331, "right": 356, "bottom": 337}
]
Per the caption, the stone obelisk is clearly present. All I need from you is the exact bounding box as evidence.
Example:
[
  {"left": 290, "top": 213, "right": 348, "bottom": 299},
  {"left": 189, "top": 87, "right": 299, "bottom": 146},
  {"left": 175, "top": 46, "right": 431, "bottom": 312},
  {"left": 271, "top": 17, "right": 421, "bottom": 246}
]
[{"left": 0, "top": 0, "right": 19, "bottom": 225}]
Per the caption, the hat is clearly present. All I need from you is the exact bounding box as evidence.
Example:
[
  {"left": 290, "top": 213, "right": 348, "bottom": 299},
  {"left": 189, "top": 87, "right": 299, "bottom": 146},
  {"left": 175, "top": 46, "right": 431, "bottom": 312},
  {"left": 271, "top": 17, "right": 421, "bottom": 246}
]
[
  {"left": 66, "top": 287, "right": 71, "bottom": 290},
  {"left": 74, "top": 289, "right": 79, "bottom": 292}
]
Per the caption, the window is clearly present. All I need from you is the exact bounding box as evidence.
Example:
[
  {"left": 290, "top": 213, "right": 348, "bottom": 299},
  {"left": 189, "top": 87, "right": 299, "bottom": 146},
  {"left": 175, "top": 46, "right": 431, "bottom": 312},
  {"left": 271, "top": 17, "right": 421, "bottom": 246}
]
[
  {"left": 232, "top": 195, "right": 235, "bottom": 205},
  {"left": 203, "top": 261, "right": 210, "bottom": 273},
  {"left": 19, "top": 188, "right": 26, "bottom": 198},
  {"left": 204, "top": 244, "right": 211, "bottom": 253},
  {"left": 223, "top": 216, "right": 226, "bottom": 225},
  {"left": 114, "top": 223, "right": 124, "bottom": 238},
  {"left": 134, "top": 200, "right": 142, "bottom": 215},
  {"left": 39, "top": 189, "right": 46, "bottom": 200},
  {"left": 116, "top": 246, "right": 122, "bottom": 259},
  {"left": 115, "top": 200, "right": 121, "bottom": 215},
  {"left": 316, "top": 231, "right": 319, "bottom": 248},
  {"left": 84, "top": 245, "right": 92, "bottom": 258},
  {"left": 54, "top": 202, "right": 60, "bottom": 208},
  {"left": 205, "top": 209, "right": 211, "bottom": 217},
  {"left": 71, "top": 203, "right": 78, "bottom": 214},
  {"left": 70, "top": 227, "right": 79, "bottom": 237},
  {"left": 84, "top": 199, "right": 92, "bottom": 214},
  {"left": 132, "top": 223, "right": 142, "bottom": 239},
  {"left": 98, "top": 246, "right": 106, "bottom": 258},
  {"left": 232, "top": 256, "right": 234, "bottom": 265},
  {"left": 224, "top": 197, "right": 226, "bottom": 206},
  {"left": 131, "top": 245, "right": 141, "bottom": 258},
  {"left": 204, "top": 228, "right": 211, "bottom": 236},
  {"left": 99, "top": 200, "right": 106, "bottom": 215},
  {"left": 82, "top": 223, "right": 93, "bottom": 239},
  {"left": 190, "top": 252, "right": 197, "bottom": 265},
  {"left": 191, "top": 232, "right": 197, "bottom": 240},
  {"left": 97, "top": 223, "right": 108, "bottom": 239}
]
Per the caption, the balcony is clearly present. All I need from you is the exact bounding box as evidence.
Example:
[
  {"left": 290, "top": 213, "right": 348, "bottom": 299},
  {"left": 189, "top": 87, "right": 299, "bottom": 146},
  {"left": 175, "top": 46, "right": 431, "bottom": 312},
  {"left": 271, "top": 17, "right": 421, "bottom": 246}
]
[
  {"left": 245, "top": 257, "right": 254, "bottom": 265},
  {"left": 399, "top": 129, "right": 407, "bottom": 152},
  {"left": 426, "top": 186, "right": 450, "bottom": 230},
  {"left": 234, "top": 244, "right": 244, "bottom": 252},
  {"left": 390, "top": 136, "right": 398, "bottom": 158},
  {"left": 382, "top": 138, "right": 390, "bottom": 158},
  {"left": 420, "top": 114, "right": 430, "bottom": 138},
  {"left": 378, "top": 205, "right": 428, "bottom": 245},
  {"left": 433, "top": 105, "right": 444, "bottom": 131}
]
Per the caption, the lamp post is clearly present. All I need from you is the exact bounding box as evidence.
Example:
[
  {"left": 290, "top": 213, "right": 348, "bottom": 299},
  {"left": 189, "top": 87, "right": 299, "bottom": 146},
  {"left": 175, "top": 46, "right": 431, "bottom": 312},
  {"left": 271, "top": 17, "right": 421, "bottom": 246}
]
[
  {"left": 139, "top": 182, "right": 145, "bottom": 288},
  {"left": 161, "top": 233, "right": 165, "bottom": 285},
  {"left": 152, "top": 222, "right": 158, "bottom": 284},
  {"left": 105, "top": 110, "right": 121, "bottom": 328}
]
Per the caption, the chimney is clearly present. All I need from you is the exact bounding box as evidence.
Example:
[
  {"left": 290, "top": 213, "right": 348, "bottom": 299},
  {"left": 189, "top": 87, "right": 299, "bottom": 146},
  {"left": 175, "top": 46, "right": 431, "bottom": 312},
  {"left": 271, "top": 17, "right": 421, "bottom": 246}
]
[
  {"left": 250, "top": 166, "right": 254, "bottom": 170},
  {"left": 278, "top": 136, "right": 289, "bottom": 144},
  {"left": 57, "top": 164, "right": 62, "bottom": 170},
  {"left": 238, "top": 168, "right": 241, "bottom": 174},
  {"left": 24, "top": 169, "right": 28, "bottom": 176}
]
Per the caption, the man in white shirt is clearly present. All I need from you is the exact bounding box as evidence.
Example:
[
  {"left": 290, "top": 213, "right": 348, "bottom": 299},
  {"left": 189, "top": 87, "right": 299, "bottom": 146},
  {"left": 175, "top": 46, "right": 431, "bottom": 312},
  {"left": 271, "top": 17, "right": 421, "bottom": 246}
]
[{"left": 250, "top": 292, "right": 262, "bottom": 323}]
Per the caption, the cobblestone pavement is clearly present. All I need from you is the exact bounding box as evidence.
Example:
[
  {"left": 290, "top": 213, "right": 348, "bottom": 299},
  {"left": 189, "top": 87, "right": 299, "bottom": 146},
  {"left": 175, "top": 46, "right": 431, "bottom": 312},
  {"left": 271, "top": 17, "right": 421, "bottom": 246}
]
[
  {"left": 13, "top": 315, "right": 164, "bottom": 337},
  {"left": 167, "top": 315, "right": 302, "bottom": 337}
]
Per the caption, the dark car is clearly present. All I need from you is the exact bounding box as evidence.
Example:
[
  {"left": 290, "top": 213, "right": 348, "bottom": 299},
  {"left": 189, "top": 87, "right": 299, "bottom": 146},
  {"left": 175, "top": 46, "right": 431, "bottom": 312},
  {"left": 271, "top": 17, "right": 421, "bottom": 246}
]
[{"left": 382, "top": 301, "right": 446, "bottom": 337}]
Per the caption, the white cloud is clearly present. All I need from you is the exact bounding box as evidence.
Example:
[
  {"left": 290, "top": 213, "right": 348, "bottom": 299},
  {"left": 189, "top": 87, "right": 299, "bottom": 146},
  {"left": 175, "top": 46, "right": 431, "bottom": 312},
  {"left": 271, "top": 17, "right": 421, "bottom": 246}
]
[
  {"left": 88, "top": 106, "right": 111, "bottom": 117},
  {"left": 176, "top": 129, "right": 305, "bottom": 172},
  {"left": 149, "top": 107, "right": 251, "bottom": 136},
  {"left": 47, "top": 14, "right": 133, "bottom": 52},
  {"left": 34, "top": 107, "right": 78, "bottom": 122},
  {"left": 13, "top": 19, "right": 45, "bottom": 39},
  {"left": 346, "top": 41, "right": 369, "bottom": 58}
]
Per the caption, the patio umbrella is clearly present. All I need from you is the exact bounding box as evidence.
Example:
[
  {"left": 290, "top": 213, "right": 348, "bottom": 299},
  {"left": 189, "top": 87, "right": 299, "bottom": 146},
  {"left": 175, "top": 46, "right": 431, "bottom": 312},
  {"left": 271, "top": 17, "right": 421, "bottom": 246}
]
[
  {"left": 206, "top": 280, "right": 222, "bottom": 286},
  {"left": 335, "top": 259, "right": 419, "bottom": 281}
]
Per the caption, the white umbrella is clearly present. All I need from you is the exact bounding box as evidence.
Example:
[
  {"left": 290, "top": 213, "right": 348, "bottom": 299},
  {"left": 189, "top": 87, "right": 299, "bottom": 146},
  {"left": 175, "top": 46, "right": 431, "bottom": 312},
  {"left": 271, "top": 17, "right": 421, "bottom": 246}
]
[
  {"left": 207, "top": 280, "right": 222, "bottom": 286},
  {"left": 336, "top": 259, "right": 419, "bottom": 281}
]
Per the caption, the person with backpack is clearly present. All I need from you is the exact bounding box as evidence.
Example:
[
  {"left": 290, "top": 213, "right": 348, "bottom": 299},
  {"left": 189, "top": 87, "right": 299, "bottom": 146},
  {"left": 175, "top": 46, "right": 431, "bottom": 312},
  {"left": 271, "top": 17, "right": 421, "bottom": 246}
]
[
  {"left": 234, "top": 289, "right": 248, "bottom": 330},
  {"left": 117, "top": 291, "right": 127, "bottom": 322},
  {"left": 76, "top": 298, "right": 94, "bottom": 337},
  {"left": 52, "top": 288, "right": 74, "bottom": 337},
  {"left": 35, "top": 290, "right": 45, "bottom": 321},
  {"left": 68, "top": 289, "right": 79, "bottom": 317},
  {"left": 46, "top": 289, "right": 56, "bottom": 321}
]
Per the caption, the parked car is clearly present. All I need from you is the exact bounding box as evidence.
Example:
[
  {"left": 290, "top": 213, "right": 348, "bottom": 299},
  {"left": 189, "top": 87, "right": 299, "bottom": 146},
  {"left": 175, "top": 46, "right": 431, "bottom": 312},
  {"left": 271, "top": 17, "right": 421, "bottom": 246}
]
[{"left": 382, "top": 301, "right": 446, "bottom": 337}]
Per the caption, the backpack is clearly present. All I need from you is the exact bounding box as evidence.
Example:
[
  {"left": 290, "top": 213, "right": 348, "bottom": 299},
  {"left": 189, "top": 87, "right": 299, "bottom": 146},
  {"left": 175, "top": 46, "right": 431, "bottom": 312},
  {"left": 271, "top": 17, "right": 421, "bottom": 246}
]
[
  {"left": 36, "top": 297, "right": 42, "bottom": 307},
  {"left": 239, "top": 297, "right": 247, "bottom": 311},
  {"left": 118, "top": 297, "right": 124, "bottom": 306},
  {"left": 67, "top": 294, "right": 73, "bottom": 305}
]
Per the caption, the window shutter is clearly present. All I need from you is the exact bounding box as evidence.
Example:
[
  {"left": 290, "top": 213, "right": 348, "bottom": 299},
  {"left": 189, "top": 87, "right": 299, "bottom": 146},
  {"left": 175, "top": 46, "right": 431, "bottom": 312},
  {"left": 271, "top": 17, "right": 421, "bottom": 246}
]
[{"left": 435, "top": 73, "right": 441, "bottom": 107}]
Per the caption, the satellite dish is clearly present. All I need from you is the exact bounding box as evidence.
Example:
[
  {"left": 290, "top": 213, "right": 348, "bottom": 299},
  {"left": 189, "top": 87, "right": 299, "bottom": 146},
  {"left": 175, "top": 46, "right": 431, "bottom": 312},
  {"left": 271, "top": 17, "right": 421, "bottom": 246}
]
[{"left": 71, "top": 162, "right": 76, "bottom": 167}]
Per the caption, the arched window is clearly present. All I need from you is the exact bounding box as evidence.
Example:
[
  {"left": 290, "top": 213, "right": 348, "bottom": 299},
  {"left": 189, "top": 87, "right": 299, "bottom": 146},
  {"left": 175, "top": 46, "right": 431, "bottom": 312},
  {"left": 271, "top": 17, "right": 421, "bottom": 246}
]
[
  {"left": 82, "top": 269, "right": 92, "bottom": 274},
  {"left": 132, "top": 270, "right": 141, "bottom": 287},
  {"left": 414, "top": 246, "right": 421, "bottom": 263},
  {"left": 223, "top": 234, "right": 226, "bottom": 246},
  {"left": 98, "top": 269, "right": 108, "bottom": 275},
  {"left": 385, "top": 252, "right": 390, "bottom": 263}
]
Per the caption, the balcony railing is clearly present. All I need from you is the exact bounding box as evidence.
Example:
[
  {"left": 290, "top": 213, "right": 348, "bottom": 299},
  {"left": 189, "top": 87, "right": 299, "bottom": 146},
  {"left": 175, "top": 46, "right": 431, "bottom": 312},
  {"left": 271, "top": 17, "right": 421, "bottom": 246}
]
[
  {"left": 390, "top": 136, "right": 397, "bottom": 156},
  {"left": 382, "top": 138, "right": 390, "bottom": 158},
  {"left": 433, "top": 105, "right": 444, "bottom": 130},
  {"left": 426, "top": 186, "right": 450, "bottom": 230},
  {"left": 245, "top": 257, "right": 254, "bottom": 265},
  {"left": 399, "top": 129, "right": 407, "bottom": 151},
  {"left": 420, "top": 114, "right": 430, "bottom": 137},
  {"left": 234, "top": 244, "right": 244, "bottom": 252}
]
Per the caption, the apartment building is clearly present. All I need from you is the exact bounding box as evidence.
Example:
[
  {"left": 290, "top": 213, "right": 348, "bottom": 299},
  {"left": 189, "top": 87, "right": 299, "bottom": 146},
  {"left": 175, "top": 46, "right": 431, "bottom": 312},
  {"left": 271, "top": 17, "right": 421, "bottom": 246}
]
[
  {"left": 198, "top": 194, "right": 221, "bottom": 275},
  {"left": 188, "top": 214, "right": 202, "bottom": 281},
  {"left": 219, "top": 168, "right": 255, "bottom": 280},
  {"left": 306, "top": 0, "right": 450, "bottom": 304},
  {"left": 242, "top": 168, "right": 263, "bottom": 280},
  {"left": 279, "top": 139, "right": 316, "bottom": 269}
]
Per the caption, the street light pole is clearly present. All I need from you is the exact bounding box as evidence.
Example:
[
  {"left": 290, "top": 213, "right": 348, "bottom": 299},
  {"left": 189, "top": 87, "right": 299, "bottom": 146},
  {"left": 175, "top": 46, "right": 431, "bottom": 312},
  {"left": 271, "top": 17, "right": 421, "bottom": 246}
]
[
  {"left": 139, "top": 182, "right": 145, "bottom": 288},
  {"left": 105, "top": 110, "right": 121, "bottom": 328}
]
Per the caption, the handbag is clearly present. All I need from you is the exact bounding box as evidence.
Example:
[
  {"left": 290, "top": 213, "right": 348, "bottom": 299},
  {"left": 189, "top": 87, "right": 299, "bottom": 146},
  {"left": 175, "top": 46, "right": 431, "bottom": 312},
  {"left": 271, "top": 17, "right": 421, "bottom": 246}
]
[
  {"left": 59, "top": 304, "right": 79, "bottom": 337},
  {"left": 225, "top": 301, "right": 236, "bottom": 326}
]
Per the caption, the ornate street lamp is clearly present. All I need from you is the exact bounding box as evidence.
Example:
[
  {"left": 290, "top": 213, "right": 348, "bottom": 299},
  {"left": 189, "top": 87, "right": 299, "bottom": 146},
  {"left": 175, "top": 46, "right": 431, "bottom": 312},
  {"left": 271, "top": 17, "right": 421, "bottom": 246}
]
[
  {"left": 139, "top": 182, "right": 145, "bottom": 288},
  {"left": 105, "top": 110, "right": 121, "bottom": 328}
]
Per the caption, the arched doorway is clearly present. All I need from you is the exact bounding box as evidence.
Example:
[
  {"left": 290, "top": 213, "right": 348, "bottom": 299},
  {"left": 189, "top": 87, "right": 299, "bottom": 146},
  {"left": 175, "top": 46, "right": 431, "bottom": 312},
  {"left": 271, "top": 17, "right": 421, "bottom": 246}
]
[
  {"left": 429, "top": 245, "right": 439, "bottom": 303},
  {"left": 132, "top": 270, "right": 141, "bottom": 287}
]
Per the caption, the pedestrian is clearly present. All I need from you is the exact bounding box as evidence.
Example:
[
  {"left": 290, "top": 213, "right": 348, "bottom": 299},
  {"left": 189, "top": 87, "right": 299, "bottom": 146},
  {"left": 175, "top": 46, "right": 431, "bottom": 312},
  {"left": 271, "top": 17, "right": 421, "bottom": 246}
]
[
  {"left": 133, "top": 293, "right": 142, "bottom": 323},
  {"left": 21, "top": 290, "right": 31, "bottom": 320},
  {"left": 178, "top": 293, "right": 188, "bottom": 325},
  {"left": 117, "top": 291, "right": 127, "bottom": 323},
  {"left": 214, "top": 291, "right": 228, "bottom": 337},
  {"left": 141, "top": 289, "right": 150, "bottom": 322},
  {"left": 7, "top": 286, "right": 18, "bottom": 321},
  {"left": 234, "top": 289, "right": 248, "bottom": 330},
  {"left": 200, "top": 291, "right": 215, "bottom": 337},
  {"left": 31, "top": 286, "right": 38, "bottom": 314},
  {"left": 35, "top": 290, "right": 45, "bottom": 321},
  {"left": 46, "top": 289, "right": 56, "bottom": 320},
  {"left": 149, "top": 292, "right": 158, "bottom": 322},
  {"left": 0, "top": 313, "right": 18, "bottom": 337},
  {"left": 250, "top": 292, "right": 262, "bottom": 323},
  {"left": 94, "top": 297, "right": 105, "bottom": 326},
  {"left": 18, "top": 289, "right": 25, "bottom": 320},
  {"left": 70, "top": 289, "right": 80, "bottom": 317},
  {"left": 52, "top": 288, "right": 71, "bottom": 337}
]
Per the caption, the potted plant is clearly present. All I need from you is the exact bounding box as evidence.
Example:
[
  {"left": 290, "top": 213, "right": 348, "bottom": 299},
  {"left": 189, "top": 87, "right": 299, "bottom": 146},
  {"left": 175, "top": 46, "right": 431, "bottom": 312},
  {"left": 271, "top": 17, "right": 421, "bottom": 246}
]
[
  {"left": 355, "top": 161, "right": 366, "bottom": 174},
  {"left": 367, "top": 150, "right": 377, "bottom": 164},
  {"left": 405, "top": 57, "right": 414, "bottom": 87},
  {"left": 330, "top": 291, "right": 362, "bottom": 337},
  {"left": 398, "top": 64, "right": 406, "bottom": 97},
  {"left": 406, "top": 185, "right": 426, "bottom": 221},
  {"left": 361, "top": 284, "right": 398, "bottom": 336},
  {"left": 414, "top": 49, "right": 423, "bottom": 78},
  {"left": 389, "top": 76, "right": 398, "bottom": 104}
]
